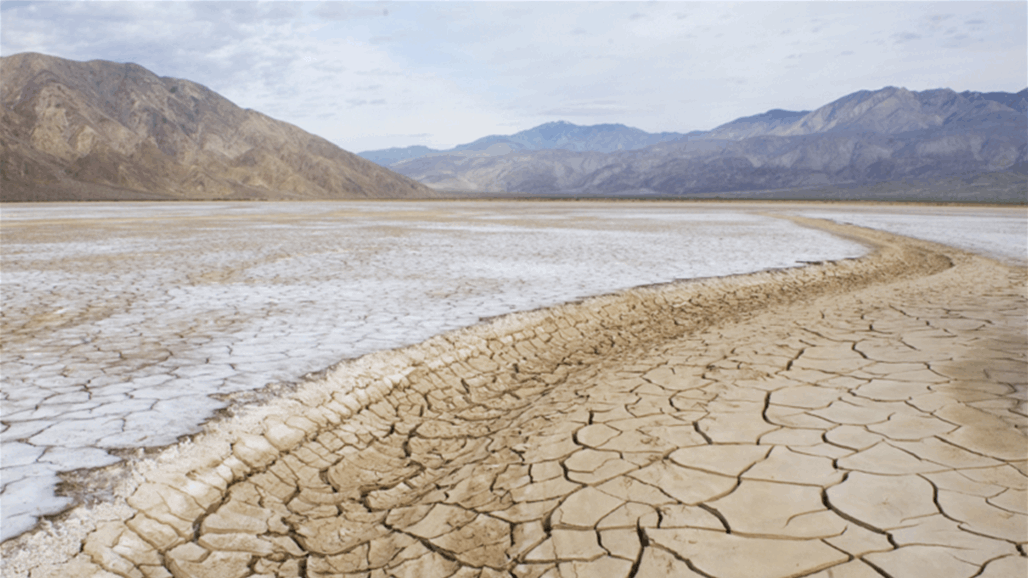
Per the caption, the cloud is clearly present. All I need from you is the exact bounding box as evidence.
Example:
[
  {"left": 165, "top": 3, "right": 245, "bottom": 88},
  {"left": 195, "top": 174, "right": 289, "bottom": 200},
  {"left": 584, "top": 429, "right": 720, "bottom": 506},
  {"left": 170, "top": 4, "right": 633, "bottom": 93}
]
[
  {"left": 311, "top": 2, "right": 388, "bottom": 22},
  {"left": 892, "top": 32, "right": 922, "bottom": 43},
  {"left": 346, "top": 99, "right": 387, "bottom": 108},
  {"left": 538, "top": 100, "right": 633, "bottom": 117},
  {"left": 925, "top": 13, "right": 953, "bottom": 29},
  {"left": 2, "top": 1, "right": 1024, "bottom": 151}
]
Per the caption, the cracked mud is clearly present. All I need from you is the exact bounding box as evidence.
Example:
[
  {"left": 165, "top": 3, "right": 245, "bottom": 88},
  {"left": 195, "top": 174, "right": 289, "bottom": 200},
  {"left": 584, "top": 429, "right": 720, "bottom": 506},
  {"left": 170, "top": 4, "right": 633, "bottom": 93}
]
[
  {"left": 1, "top": 201, "right": 870, "bottom": 541},
  {"left": 2, "top": 213, "right": 1026, "bottom": 578}
]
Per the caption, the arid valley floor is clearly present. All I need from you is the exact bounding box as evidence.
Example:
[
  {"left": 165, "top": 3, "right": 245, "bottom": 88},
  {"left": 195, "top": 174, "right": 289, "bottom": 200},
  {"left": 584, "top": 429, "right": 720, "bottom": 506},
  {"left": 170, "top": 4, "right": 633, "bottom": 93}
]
[{"left": 1, "top": 201, "right": 1025, "bottom": 578}]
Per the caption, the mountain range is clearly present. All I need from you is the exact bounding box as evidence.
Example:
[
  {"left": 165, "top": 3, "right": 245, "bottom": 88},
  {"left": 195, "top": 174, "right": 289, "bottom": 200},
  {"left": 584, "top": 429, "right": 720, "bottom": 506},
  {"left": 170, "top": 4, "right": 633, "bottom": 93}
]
[
  {"left": 0, "top": 53, "right": 436, "bottom": 202},
  {"left": 2, "top": 52, "right": 1023, "bottom": 202},
  {"left": 364, "top": 87, "right": 1027, "bottom": 198},
  {"left": 359, "top": 121, "right": 696, "bottom": 166}
]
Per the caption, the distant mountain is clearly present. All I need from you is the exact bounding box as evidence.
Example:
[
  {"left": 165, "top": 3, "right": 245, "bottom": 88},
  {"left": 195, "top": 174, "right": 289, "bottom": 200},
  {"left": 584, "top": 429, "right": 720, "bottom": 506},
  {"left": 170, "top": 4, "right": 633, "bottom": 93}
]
[
  {"left": 453, "top": 121, "right": 689, "bottom": 153},
  {"left": 700, "top": 109, "right": 809, "bottom": 140},
  {"left": 681, "top": 87, "right": 1027, "bottom": 141},
  {"left": 388, "top": 86, "right": 1027, "bottom": 198},
  {"left": 759, "top": 87, "right": 1028, "bottom": 137},
  {"left": 0, "top": 53, "right": 437, "bottom": 201},
  {"left": 963, "top": 90, "right": 1028, "bottom": 113},
  {"left": 359, "top": 121, "right": 690, "bottom": 166},
  {"left": 358, "top": 145, "right": 443, "bottom": 167}
]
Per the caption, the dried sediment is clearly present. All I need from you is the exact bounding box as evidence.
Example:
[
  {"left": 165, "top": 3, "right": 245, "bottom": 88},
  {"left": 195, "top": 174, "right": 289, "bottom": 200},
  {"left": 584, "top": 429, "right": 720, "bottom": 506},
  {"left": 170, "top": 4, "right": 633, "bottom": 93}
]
[{"left": 3, "top": 217, "right": 1025, "bottom": 578}]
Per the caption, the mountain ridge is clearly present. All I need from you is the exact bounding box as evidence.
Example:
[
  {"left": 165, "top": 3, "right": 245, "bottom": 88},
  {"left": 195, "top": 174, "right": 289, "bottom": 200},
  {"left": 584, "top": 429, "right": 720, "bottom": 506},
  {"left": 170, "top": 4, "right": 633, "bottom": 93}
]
[
  {"left": 359, "top": 121, "right": 693, "bottom": 166},
  {"left": 0, "top": 52, "right": 438, "bottom": 202},
  {"left": 381, "top": 85, "right": 1027, "bottom": 198}
]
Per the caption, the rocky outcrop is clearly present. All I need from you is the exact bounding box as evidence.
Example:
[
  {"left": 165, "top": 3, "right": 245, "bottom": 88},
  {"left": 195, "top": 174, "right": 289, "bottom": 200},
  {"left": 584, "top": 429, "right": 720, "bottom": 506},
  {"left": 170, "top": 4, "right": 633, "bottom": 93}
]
[{"left": 0, "top": 53, "right": 438, "bottom": 201}]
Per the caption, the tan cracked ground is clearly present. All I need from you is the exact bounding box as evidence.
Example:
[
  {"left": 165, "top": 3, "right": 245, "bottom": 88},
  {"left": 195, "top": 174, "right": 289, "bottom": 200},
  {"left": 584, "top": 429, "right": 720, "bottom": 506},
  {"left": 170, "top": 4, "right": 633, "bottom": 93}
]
[{"left": 3, "top": 217, "right": 1026, "bottom": 578}]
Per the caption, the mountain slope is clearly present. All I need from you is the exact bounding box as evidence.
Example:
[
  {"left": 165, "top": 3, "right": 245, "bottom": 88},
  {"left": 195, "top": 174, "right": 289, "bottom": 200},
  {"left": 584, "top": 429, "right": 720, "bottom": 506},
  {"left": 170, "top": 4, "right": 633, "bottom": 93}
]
[
  {"left": 359, "top": 121, "right": 689, "bottom": 166},
  {"left": 355, "top": 145, "right": 443, "bottom": 167},
  {"left": 389, "top": 86, "right": 1027, "bottom": 197},
  {"left": 453, "top": 121, "right": 688, "bottom": 153},
  {"left": 713, "top": 87, "right": 1028, "bottom": 139},
  {"left": 0, "top": 53, "right": 438, "bottom": 201},
  {"left": 700, "top": 109, "right": 809, "bottom": 140}
]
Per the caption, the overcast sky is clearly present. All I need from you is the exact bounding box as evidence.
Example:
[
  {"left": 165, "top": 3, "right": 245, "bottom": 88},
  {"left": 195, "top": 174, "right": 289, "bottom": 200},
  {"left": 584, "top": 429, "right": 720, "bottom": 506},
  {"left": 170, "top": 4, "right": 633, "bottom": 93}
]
[{"left": 2, "top": 1, "right": 1025, "bottom": 152}]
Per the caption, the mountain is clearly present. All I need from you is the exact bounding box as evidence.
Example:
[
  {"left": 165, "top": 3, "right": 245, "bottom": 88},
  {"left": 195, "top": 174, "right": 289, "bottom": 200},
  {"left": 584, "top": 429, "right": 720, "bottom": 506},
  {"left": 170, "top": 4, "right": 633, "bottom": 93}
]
[
  {"left": 962, "top": 90, "right": 1028, "bottom": 113},
  {"left": 359, "top": 121, "right": 689, "bottom": 166},
  {"left": 358, "top": 145, "right": 443, "bottom": 167},
  {"left": 0, "top": 53, "right": 437, "bottom": 202},
  {"left": 452, "top": 121, "right": 689, "bottom": 153},
  {"left": 387, "top": 86, "right": 1027, "bottom": 198},
  {"left": 758, "top": 87, "right": 1028, "bottom": 138},
  {"left": 700, "top": 109, "right": 809, "bottom": 140}
]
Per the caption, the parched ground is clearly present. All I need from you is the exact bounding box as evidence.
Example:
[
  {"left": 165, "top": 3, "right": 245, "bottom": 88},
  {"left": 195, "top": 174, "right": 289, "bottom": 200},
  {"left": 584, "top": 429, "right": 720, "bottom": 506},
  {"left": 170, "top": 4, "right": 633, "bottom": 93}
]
[{"left": 3, "top": 218, "right": 1026, "bottom": 578}]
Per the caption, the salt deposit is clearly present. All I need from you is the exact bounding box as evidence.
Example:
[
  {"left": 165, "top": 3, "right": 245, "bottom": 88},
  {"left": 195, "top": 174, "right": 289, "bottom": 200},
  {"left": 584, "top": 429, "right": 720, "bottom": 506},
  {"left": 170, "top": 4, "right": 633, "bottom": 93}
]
[
  {"left": 797, "top": 205, "right": 1027, "bottom": 266},
  {"left": 1, "top": 200, "right": 867, "bottom": 541}
]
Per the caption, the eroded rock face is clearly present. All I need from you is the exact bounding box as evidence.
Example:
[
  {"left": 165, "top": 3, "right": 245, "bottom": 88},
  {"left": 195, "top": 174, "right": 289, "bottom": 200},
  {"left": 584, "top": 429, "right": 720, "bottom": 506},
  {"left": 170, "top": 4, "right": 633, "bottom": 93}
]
[
  {"left": 0, "top": 52, "right": 438, "bottom": 201},
  {"left": 4, "top": 219, "right": 1026, "bottom": 578}
]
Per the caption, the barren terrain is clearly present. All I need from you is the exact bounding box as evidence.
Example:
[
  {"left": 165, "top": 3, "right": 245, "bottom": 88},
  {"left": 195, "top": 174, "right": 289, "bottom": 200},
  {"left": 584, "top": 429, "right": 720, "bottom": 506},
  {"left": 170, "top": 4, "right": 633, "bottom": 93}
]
[
  {"left": 0, "top": 201, "right": 870, "bottom": 541},
  {"left": 1, "top": 203, "right": 1025, "bottom": 578}
]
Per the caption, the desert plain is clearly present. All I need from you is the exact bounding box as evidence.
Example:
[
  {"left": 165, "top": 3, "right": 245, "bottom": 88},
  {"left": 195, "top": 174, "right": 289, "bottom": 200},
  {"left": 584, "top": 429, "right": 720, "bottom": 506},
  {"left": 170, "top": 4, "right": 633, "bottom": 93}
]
[{"left": 1, "top": 200, "right": 1025, "bottom": 578}]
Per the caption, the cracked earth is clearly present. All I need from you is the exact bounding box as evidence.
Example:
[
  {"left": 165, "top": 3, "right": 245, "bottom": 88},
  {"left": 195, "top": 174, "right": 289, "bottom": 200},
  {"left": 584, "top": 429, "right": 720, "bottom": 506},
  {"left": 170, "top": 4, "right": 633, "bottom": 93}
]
[
  {"left": 2, "top": 212, "right": 1026, "bottom": 578},
  {"left": 2, "top": 201, "right": 870, "bottom": 542}
]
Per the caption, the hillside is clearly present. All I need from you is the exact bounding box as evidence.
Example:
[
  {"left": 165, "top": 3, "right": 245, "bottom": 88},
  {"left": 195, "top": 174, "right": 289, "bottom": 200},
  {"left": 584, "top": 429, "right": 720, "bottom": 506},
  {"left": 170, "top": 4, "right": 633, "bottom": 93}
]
[
  {"left": 359, "top": 121, "right": 691, "bottom": 166},
  {"left": 0, "top": 53, "right": 438, "bottom": 201},
  {"left": 385, "top": 87, "right": 1027, "bottom": 198}
]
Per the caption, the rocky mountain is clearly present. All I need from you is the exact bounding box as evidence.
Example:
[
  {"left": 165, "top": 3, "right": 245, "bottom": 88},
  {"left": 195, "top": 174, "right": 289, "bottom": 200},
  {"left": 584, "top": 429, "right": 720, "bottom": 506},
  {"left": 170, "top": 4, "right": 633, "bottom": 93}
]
[
  {"left": 453, "top": 121, "right": 689, "bottom": 153},
  {"left": 387, "top": 86, "right": 1027, "bottom": 198},
  {"left": 0, "top": 53, "right": 437, "bottom": 202},
  {"left": 700, "top": 109, "right": 809, "bottom": 140},
  {"left": 748, "top": 87, "right": 1027, "bottom": 138},
  {"left": 359, "top": 121, "right": 690, "bottom": 166},
  {"left": 358, "top": 145, "right": 441, "bottom": 167}
]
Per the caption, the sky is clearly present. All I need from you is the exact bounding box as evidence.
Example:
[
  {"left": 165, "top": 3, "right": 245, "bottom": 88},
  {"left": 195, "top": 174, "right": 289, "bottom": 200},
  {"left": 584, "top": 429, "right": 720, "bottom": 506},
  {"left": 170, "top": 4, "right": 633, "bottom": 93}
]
[{"left": 1, "top": 1, "right": 1025, "bottom": 152}]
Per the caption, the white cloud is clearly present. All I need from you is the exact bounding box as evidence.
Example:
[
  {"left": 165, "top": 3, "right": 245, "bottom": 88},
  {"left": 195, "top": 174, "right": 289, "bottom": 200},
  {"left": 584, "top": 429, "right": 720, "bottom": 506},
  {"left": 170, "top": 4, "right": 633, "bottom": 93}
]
[{"left": 2, "top": 1, "right": 1024, "bottom": 152}]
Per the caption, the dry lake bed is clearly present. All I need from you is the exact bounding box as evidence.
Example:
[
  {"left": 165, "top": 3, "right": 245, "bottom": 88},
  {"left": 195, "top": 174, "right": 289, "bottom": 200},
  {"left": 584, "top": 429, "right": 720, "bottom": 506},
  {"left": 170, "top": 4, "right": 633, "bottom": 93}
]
[{"left": 1, "top": 200, "right": 1025, "bottom": 578}]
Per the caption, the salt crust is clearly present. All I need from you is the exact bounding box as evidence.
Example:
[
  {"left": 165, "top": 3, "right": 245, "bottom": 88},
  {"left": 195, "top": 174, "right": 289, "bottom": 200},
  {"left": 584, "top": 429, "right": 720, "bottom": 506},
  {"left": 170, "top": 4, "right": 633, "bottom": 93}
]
[{"left": 1, "top": 201, "right": 872, "bottom": 536}]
